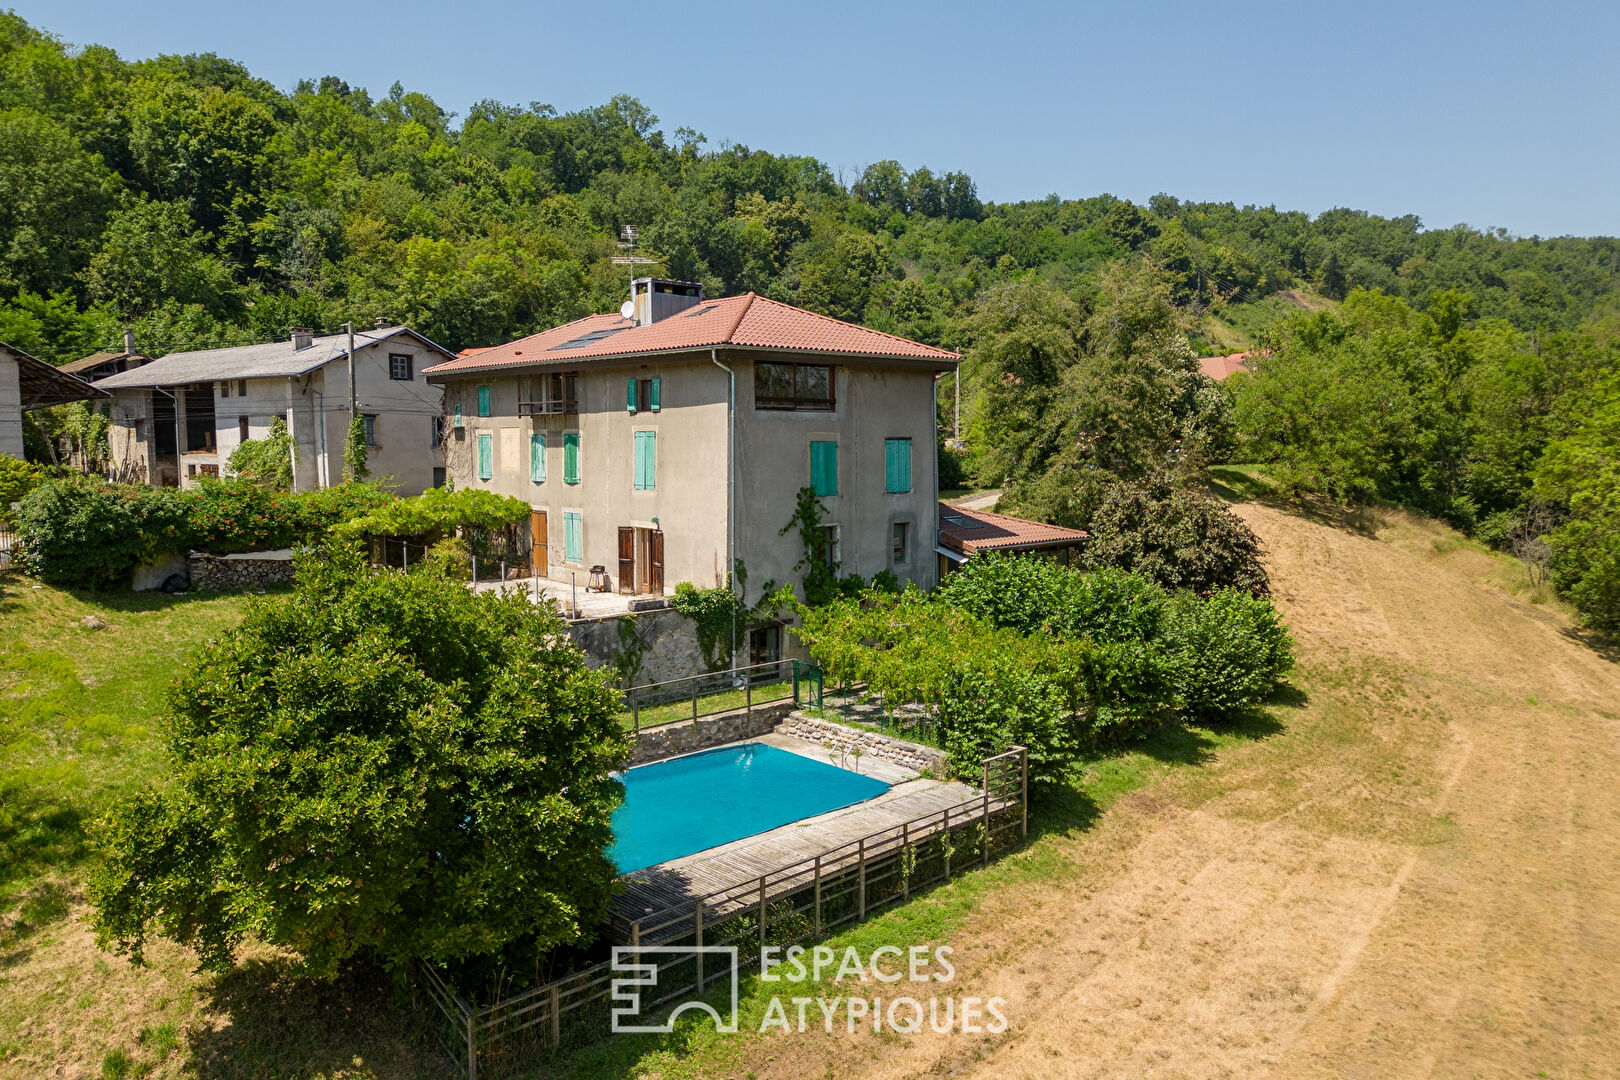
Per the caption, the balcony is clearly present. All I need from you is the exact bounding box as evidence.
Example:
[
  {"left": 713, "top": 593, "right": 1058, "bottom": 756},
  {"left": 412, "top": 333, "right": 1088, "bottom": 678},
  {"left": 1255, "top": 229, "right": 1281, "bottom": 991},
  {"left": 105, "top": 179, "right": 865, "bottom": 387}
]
[{"left": 518, "top": 398, "right": 578, "bottom": 417}]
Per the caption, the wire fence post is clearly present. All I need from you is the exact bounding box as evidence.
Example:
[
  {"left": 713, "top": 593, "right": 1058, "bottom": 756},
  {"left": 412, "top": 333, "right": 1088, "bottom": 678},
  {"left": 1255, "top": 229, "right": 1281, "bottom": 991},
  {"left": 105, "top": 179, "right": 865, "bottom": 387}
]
[
  {"left": 465, "top": 1002, "right": 477, "bottom": 1080},
  {"left": 471, "top": 555, "right": 478, "bottom": 584},
  {"left": 745, "top": 676, "right": 752, "bottom": 718},
  {"left": 758, "top": 876, "right": 768, "bottom": 949},
  {"left": 857, "top": 837, "right": 866, "bottom": 920},
  {"left": 695, "top": 900, "right": 706, "bottom": 991},
  {"left": 549, "top": 982, "right": 560, "bottom": 1048},
  {"left": 813, "top": 854, "right": 823, "bottom": 936},
  {"left": 942, "top": 808, "right": 952, "bottom": 880},
  {"left": 981, "top": 760, "right": 992, "bottom": 866},
  {"left": 1021, "top": 747, "right": 1029, "bottom": 838},
  {"left": 901, "top": 820, "right": 910, "bottom": 899}
]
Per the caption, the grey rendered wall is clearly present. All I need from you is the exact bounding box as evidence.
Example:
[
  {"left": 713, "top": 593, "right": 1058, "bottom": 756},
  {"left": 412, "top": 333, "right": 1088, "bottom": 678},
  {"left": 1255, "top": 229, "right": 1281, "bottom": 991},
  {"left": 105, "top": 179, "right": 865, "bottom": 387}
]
[
  {"left": 443, "top": 356, "right": 732, "bottom": 590},
  {"left": 732, "top": 354, "right": 941, "bottom": 602},
  {"left": 351, "top": 340, "right": 443, "bottom": 496},
  {"left": 0, "top": 355, "right": 23, "bottom": 459}
]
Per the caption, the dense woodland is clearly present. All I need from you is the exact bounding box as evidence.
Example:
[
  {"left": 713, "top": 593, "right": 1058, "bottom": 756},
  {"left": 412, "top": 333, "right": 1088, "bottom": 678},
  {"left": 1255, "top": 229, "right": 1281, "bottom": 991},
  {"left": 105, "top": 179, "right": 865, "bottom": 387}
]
[{"left": 1, "top": 12, "right": 1617, "bottom": 630}]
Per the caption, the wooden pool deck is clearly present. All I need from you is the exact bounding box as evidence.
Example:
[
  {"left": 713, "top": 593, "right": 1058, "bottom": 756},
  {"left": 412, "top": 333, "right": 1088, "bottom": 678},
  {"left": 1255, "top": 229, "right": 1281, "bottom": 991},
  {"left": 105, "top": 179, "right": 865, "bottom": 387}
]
[{"left": 609, "top": 734, "right": 985, "bottom": 942}]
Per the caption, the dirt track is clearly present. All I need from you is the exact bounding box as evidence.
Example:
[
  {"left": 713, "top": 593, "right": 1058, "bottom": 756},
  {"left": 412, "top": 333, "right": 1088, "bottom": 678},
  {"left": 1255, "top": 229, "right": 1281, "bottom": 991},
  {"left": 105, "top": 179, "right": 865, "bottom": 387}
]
[{"left": 740, "top": 503, "right": 1620, "bottom": 1079}]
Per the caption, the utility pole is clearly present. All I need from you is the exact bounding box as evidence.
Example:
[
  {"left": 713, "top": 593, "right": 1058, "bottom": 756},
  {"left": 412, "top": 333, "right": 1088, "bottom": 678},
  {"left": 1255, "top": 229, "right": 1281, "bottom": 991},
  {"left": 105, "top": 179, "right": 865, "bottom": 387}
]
[
  {"left": 345, "top": 321, "right": 357, "bottom": 417},
  {"left": 954, "top": 367, "right": 961, "bottom": 445}
]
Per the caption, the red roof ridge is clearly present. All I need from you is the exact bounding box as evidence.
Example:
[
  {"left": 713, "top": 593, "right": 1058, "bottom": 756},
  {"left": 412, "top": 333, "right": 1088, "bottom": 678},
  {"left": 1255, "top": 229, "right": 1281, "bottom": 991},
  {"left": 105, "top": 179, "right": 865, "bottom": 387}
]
[
  {"left": 721, "top": 291, "right": 757, "bottom": 343},
  {"left": 744, "top": 293, "right": 957, "bottom": 357}
]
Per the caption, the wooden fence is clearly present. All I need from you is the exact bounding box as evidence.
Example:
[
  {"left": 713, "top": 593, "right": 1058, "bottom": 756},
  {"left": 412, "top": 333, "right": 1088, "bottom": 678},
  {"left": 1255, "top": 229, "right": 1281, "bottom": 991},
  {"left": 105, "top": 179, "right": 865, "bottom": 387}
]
[{"left": 415, "top": 745, "right": 1027, "bottom": 1079}]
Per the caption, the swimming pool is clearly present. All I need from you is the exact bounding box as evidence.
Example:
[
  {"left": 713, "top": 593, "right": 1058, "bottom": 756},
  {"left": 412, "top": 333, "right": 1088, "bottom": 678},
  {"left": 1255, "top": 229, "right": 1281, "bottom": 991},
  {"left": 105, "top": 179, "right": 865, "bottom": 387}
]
[{"left": 608, "top": 743, "right": 891, "bottom": 874}]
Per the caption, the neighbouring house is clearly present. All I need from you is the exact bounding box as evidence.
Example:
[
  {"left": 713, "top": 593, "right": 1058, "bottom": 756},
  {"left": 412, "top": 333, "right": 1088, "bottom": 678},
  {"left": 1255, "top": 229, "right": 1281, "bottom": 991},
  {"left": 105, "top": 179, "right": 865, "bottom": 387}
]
[
  {"left": 95, "top": 326, "right": 455, "bottom": 492},
  {"left": 423, "top": 278, "right": 959, "bottom": 623},
  {"left": 936, "top": 502, "right": 1089, "bottom": 579},
  {"left": 0, "top": 341, "right": 108, "bottom": 460},
  {"left": 61, "top": 329, "right": 150, "bottom": 383},
  {"left": 1196, "top": 351, "right": 1254, "bottom": 381}
]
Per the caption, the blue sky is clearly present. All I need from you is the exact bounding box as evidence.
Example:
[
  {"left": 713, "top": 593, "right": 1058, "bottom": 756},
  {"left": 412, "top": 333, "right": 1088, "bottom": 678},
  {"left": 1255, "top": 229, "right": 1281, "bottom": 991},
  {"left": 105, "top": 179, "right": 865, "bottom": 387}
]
[{"left": 18, "top": 0, "right": 1620, "bottom": 237}]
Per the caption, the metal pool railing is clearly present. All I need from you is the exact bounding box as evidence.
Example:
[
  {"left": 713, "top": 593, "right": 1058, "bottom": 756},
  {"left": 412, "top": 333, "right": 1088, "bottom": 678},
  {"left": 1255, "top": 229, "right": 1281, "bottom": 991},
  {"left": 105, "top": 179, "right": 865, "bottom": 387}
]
[{"left": 620, "top": 659, "right": 823, "bottom": 732}]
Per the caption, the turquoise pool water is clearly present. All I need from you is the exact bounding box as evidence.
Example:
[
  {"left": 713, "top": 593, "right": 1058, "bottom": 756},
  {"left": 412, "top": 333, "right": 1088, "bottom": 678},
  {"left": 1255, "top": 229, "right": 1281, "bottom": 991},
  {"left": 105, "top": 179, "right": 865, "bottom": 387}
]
[{"left": 608, "top": 743, "right": 891, "bottom": 874}]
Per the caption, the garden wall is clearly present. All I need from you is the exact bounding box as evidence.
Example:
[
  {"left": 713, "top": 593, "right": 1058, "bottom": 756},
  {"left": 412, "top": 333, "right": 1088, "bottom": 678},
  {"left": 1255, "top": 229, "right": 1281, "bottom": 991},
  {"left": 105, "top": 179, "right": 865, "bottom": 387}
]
[
  {"left": 627, "top": 701, "right": 794, "bottom": 766},
  {"left": 776, "top": 712, "right": 949, "bottom": 776},
  {"left": 188, "top": 549, "right": 296, "bottom": 592}
]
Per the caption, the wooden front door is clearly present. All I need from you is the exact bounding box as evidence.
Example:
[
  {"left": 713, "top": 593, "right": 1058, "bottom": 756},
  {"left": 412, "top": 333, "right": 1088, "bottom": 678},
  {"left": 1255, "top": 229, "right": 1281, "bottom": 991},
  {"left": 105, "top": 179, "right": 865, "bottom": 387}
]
[
  {"left": 650, "top": 529, "right": 664, "bottom": 594},
  {"left": 530, "top": 511, "right": 548, "bottom": 572},
  {"left": 617, "top": 527, "right": 635, "bottom": 594}
]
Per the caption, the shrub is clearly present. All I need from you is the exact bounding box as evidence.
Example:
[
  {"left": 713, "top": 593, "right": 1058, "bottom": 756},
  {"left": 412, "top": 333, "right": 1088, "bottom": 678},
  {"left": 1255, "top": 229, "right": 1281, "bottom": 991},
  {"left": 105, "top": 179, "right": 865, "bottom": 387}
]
[
  {"left": 225, "top": 416, "right": 295, "bottom": 490},
  {"left": 938, "top": 645, "right": 1073, "bottom": 781},
  {"left": 934, "top": 555, "right": 1168, "bottom": 642},
  {"left": 0, "top": 455, "right": 44, "bottom": 522},
  {"left": 122, "top": 485, "right": 196, "bottom": 562},
  {"left": 1163, "top": 588, "right": 1294, "bottom": 718},
  {"left": 422, "top": 536, "right": 473, "bottom": 581},
  {"left": 13, "top": 478, "right": 143, "bottom": 589},
  {"left": 1083, "top": 471, "right": 1270, "bottom": 596},
  {"left": 88, "top": 544, "right": 630, "bottom": 978},
  {"left": 185, "top": 478, "right": 300, "bottom": 553}
]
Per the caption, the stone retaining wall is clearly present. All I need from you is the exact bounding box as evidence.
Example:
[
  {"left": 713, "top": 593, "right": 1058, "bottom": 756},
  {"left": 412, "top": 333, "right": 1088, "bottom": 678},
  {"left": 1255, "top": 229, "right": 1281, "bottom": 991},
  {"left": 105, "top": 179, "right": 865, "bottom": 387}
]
[
  {"left": 188, "top": 549, "right": 296, "bottom": 592},
  {"left": 628, "top": 701, "right": 795, "bottom": 766},
  {"left": 776, "top": 712, "right": 950, "bottom": 776},
  {"left": 570, "top": 607, "right": 706, "bottom": 686}
]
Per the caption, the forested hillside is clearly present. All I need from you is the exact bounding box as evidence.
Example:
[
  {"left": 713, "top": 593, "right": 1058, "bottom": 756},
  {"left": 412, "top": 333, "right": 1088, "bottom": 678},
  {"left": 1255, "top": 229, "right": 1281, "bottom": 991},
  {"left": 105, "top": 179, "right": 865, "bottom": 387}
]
[{"left": 2, "top": 11, "right": 1617, "bottom": 631}]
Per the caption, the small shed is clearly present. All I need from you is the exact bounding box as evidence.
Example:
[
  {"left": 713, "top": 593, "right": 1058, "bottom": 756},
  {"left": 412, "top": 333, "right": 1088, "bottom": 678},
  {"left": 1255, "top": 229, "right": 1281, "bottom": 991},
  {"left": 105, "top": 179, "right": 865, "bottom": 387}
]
[{"left": 935, "top": 501, "right": 1089, "bottom": 579}]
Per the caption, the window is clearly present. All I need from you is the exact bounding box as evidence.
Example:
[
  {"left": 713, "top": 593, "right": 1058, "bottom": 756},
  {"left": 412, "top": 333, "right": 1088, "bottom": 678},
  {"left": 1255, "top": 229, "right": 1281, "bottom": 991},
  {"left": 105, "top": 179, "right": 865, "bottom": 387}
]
[
  {"left": 817, "top": 524, "right": 840, "bottom": 570},
  {"left": 626, "top": 376, "right": 663, "bottom": 414},
  {"left": 389, "top": 353, "right": 413, "bottom": 380},
  {"left": 563, "top": 431, "right": 580, "bottom": 484},
  {"left": 563, "top": 511, "right": 583, "bottom": 563},
  {"left": 432, "top": 466, "right": 446, "bottom": 488},
  {"left": 892, "top": 522, "right": 909, "bottom": 562},
  {"left": 477, "top": 433, "right": 493, "bottom": 480},
  {"left": 633, "top": 430, "right": 656, "bottom": 490},
  {"left": 362, "top": 414, "right": 378, "bottom": 447},
  {"left": 755, "top": 361, "right": 834, "bottom": 410},
  {"left": 549, "top": 372, "right": 579, "bottom": 413},
  {"left": 218, "top": 379, "right": 247, "bottom": 398},
  {"left": 810, "top": 440, "right": 838, "bottom": 496},
  {"left": 477, "top": 384, "right": 491, "bottom": 417},
  {"left": 885, "top": 437, "right": 912, "bottom": 493},
  {"left": 238, "top": 416, "right": 249, "bottom": 442},
  {"left": 530, "top": 432, "right": 546, "bottom": 483},
  {"left": 431, "top": 415, "right": 445, "bottom": 447}
]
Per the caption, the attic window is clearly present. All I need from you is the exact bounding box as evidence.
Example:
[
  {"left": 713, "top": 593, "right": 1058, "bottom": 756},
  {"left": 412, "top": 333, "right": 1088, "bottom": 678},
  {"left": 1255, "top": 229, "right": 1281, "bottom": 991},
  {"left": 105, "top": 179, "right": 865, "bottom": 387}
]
[
  {"left": 683, "top": 305, "right": 718, "bottom": 317},
  {"left": 548, "top": 327, "right": 627, "bottom": 352},
  {"left": 942, "top": 514, "right": 983, "bottom": 530}
]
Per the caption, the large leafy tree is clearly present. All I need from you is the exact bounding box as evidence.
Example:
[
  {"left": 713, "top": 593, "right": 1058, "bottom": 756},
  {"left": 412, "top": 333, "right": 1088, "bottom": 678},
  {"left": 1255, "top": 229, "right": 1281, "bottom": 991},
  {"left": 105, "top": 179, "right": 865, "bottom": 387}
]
[{"left": 89, "top": 546, "right": 630, "bottom": 977}]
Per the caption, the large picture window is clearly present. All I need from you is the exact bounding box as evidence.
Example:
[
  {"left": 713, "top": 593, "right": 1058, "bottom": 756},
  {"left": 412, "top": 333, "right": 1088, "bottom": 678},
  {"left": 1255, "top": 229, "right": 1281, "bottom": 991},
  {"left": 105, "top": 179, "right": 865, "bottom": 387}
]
[{"left": 754, "top": 361, "right": 834, "bottom": 411}]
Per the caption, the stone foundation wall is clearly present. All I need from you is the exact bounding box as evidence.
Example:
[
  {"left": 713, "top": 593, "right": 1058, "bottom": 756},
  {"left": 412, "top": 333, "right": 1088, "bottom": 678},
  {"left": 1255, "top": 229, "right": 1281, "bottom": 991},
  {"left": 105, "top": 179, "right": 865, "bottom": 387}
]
[
  {"left": 776, "top": 712, "right": 950, "bottom": 776},
  {"left": 628, "top": 701, "right": 795, "bottom": 766},
  {"left": 188, "top": 550, "right": 296, "bottom": 592},
  {"left": 570, "top": 607, "right": 707, "bottom": 686}
]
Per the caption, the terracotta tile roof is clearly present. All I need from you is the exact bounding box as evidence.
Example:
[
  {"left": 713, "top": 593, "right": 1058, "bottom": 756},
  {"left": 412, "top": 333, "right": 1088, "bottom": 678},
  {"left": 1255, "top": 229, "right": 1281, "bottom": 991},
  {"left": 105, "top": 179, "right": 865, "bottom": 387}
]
[
  {"left": 456, "top": 346, "right": 496, "bottom": 358},
  {"left": 421, "top": 293, "right": 959, "bottom": 377},
  {"left": 1196, "top": 352, "right": 1253, "bottom": 381},
  {"left": 937, "top": 503, "right": 1089, "bottom": 557}
]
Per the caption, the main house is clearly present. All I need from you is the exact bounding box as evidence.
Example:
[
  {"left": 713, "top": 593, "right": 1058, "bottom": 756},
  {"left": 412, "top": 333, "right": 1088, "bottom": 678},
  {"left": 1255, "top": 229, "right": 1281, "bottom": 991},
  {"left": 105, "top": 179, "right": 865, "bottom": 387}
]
[
  {"left": 422, "top": 279, "right": 959, "bottom": 605},
  {"left": 97, "top": 326, "right": 455, "bottom": 493}
]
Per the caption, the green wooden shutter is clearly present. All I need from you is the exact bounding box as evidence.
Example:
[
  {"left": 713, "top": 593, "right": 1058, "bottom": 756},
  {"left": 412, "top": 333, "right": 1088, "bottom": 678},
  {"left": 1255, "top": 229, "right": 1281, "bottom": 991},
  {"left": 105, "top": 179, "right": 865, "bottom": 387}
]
[
  {"left": 810, "top": 440, "right": 838, "bottom": 496},
  {"left": 885, "top": 438, "right": 911, "bottom": 493},
  {"left": 476, "top": 433, "right": 492, "bottom": 480},
  {"left": 530, "top": 432, "right": 546, "bottom": 483},
  {"left": 634, "top": 431, "right": 656, "bottom": 490},
  {"left": 626, "top": 376, "right": 638, "bottom": 413},
  {"left": 563, "top": 432, "right": 580, "bottom": 484},
  {"left": 564, "top": 512, "right": 582, "bottom": 562},
  {"left": 650, "top": 376, "right": 661, "bottom": 411},
  {"left": 477, "top": 385, "right": 490, "bottom": 417}
]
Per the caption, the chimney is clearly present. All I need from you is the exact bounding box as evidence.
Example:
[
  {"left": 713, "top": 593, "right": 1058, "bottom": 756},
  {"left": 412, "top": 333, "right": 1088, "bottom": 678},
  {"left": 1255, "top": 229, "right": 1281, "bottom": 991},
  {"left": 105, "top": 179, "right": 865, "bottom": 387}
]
[
  {"left": 630, "top": 278, "right": 704, "bottom": 327},
  {"left": 290, "top": 327, "right": 314, "bottom": 351},
  {"left": 374, "top": 316, "right": 390, "bottom": 330},
  {"left": 122, "top": 327, "right": 136, "bottom": 356}
]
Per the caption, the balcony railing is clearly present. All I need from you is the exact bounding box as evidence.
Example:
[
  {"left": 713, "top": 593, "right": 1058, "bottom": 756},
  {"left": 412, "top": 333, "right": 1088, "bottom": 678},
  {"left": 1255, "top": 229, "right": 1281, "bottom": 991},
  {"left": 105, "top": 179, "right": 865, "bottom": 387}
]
[{"left": 517, "top": 399, "right": 577, "bottom": 416}]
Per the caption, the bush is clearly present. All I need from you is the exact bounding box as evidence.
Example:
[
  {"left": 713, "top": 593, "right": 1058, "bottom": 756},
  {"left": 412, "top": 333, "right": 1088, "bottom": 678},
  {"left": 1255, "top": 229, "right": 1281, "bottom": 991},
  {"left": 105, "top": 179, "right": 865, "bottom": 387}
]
[
  {"left": 89, "top": 544, "right": 631, "bottom": 978},
  {"left": 1163, "top": 588, "right": 1294, "bottom": 718},
  {"left": 225, "top": 415, "right": 295, "bottom": 490},
  {"left": 185, "top": 478, "right": 301, "bottom": 552},
  {"left": 934, "top": 554, "right": 1168, "bottom": 642},
  {"left": 1083, "top": 472, "right": 1270, "bottom": 596},
  {"left": 0, "top": 455, "right": 44, "bottom": 523},
  {"left": 13, "top": 478, "right": 143, "bottom": 589}
]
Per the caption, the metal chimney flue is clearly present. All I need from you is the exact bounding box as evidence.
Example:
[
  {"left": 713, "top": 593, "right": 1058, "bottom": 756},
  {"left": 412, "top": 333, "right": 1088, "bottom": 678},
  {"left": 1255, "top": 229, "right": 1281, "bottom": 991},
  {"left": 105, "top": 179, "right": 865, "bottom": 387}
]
[{"left": 630, "top": 278, "right": 704, "bottom": 326}]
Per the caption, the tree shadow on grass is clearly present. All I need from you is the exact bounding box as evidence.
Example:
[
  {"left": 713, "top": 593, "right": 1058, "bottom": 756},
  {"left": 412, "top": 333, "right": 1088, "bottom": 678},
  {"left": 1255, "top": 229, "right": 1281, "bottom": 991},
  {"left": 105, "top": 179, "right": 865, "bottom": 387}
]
[
  {"left": 185, "top": 957, "right": 440, "bottom": 1080},
  {"left": 1206, "top": 467, "right": 1385, "bottom": 539},
  {"left": 1560, "top": 624, "right": 1620, "bottom": 665}
]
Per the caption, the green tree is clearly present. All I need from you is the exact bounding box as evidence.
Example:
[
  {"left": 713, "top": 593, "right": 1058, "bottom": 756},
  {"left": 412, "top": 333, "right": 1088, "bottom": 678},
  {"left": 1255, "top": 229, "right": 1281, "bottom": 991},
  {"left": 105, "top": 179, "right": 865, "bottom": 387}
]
[
  {"left": 89, "top": 545, "right": 630, "bottom": 977},
  {"left": 226, "top": 414, "right": 295, "bottom": 489}
]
